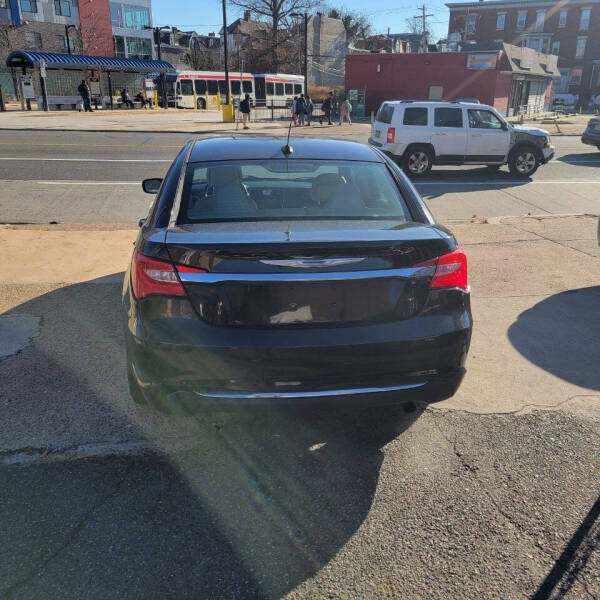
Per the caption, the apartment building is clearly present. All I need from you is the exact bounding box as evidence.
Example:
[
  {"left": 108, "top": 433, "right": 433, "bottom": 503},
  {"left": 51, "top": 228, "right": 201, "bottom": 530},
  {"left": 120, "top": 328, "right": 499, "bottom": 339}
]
[{"left": 447, "top": 0, "right": 600, "bottom": 99}]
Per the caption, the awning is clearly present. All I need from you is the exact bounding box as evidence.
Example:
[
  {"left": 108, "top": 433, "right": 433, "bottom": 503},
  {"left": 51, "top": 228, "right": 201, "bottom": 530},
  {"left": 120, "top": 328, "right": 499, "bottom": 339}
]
[{"left": 6, "top": 51, "right": 173, "bottom": 73}]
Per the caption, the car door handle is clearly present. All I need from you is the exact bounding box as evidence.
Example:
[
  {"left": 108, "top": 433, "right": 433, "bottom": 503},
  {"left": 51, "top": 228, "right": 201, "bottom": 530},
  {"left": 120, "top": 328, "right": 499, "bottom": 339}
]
[{"left": 435, "top": 132, "right": 446, "bottom": 136}]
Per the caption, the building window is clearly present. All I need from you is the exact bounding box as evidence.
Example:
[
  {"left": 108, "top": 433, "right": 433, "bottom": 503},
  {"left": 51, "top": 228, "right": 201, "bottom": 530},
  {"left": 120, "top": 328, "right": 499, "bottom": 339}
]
[
  {"left": 551, "top": 40, "right": 560, "bottom": 55},
  {"left": 535, "top": 10, "right": 545, "bottom": 32},
  {"left": 496, "top": 12, "right": 505, "bottom": 30},
  {"left": 0, "top": 0, "right": 6, "bottom": 7},
  {"left": 54, "top": 0, "right": 70, "bottom": 17},
  {"left": 57, "top": 34, "right": 68, "bottom": 51},
  {"left": 466, "top": 13, "right": 476, "bottom": 35},
  {"left": 20, "top": 0, "right": 37, "bottom": 13},
  {"left": 579, "top": 8, "right": 591, "bottom": 30},
  {"left": 575, "top": 36, "right": 586, "bottom": 58},
  {"left": 516, "top": 11, "right": 527, "bottom": 31},
  {"left": 24, "top": 31, "right": 42, "bottom": 49},
  {"left": 110, "top": 2, "right": 123, "bottom": 27},
  {"left": 114, "top": 35, "right": 125, "bottom": 57},
  {"left": 123, "top": 5, "right": 150, "bottom": 30},
  {"left": 558, "top": 10, "right": 567, "bottom": 28},
  {"left": 125, "top": 36, "right": 152, "bottom": 59}
]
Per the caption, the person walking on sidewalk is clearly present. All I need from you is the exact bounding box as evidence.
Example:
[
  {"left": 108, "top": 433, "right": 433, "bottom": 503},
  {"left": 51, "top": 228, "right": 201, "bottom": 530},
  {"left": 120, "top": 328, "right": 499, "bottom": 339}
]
[
  {"left": 291, "top": 96, "right": 298, "bottom": 125},
  {"left": 321, "top": 91, "right": 333, "bottom": 125},
  {"left": 339, "top": 97, "right": 352, "bottom": 125},
  {"left": 296, "top": 94, "right": 306, "bottom": 126},
  {"left": 240, "top": 93, "right": 251, "bottom": 129},
  {"left": 77, "top": 80, "right": 93, "bottom": 112},
  {"left": 305, "top": 95, "right": 313, "bottom": 125}
]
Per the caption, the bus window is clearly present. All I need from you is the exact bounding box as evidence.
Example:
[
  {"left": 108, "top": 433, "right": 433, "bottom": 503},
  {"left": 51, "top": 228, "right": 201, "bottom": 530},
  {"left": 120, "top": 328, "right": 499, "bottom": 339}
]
[
  {"left": 218, "top": 80, "right": 227, "bottom": 94},
  {"left": 294, "top": 84, "right": 302, "bottom": 94},
  {"left": 266, "top": 82, "right": 274, "bottom": 95},
  {"left": 207, "top": 80, "right": 218, "bottom": 95},
  {"left": 195, "top": 79, "right": 207, "bottom": 94},
  {"left": 285, "top": 83, "right": 293, "bottom": 95},
  {"left": 275, "top": 82, "right": 284, "bottom": 96},
  {"left": 242, "top": 80, "right": 253, "bottom": 93},
  {"left": 180, "top": 79, "right": 193, "bottom": 96},
  {"left": 231, "top": 80, "right": 241, "bottom": 95}
]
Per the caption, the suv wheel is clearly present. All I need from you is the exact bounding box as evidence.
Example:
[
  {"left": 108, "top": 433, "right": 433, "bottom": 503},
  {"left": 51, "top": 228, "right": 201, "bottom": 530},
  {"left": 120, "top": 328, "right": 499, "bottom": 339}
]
[
  {"left": 508, "top": 146, "right": 539, "bottom": 177},
  {"left": 403, "top": 146, "right": 433, "bottom": 177}
]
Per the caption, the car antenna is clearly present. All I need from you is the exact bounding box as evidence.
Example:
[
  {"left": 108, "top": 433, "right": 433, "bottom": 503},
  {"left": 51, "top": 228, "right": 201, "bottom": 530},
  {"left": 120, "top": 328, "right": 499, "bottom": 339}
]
[{"left": 281, "top": 120, "right": 293, "bottom": 156}]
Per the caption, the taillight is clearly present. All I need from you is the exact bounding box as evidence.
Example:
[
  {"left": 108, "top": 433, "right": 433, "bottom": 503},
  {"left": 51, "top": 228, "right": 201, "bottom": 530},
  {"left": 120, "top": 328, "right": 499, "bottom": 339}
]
[
  {"left": 416, "top": 248, "right": 468, "bottom": 291},
  {"left": 387, "top": 127, "right": 395, "bottom": 143},
  {"left": 131, "top": 252, "right": 205, "bottom": 299}
]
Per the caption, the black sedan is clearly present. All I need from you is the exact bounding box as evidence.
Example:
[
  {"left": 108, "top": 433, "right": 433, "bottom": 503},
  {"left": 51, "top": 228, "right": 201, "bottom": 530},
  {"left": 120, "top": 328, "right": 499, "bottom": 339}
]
[
  {"left": 123, "top": 137, "right": 472, "bottom": 413},
  {"left": 582, "top": 117, "right": 600, "bottom": 151}
]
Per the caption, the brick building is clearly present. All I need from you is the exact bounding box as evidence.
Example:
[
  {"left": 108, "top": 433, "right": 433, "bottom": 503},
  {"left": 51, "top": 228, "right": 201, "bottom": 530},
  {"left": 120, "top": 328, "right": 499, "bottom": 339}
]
[{"left": 447, "top": 0, "right": 600, "bottom": 102}]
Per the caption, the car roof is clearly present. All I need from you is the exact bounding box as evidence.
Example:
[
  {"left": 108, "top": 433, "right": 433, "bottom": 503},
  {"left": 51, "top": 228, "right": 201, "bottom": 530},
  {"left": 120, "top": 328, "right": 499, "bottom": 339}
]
[
  {"left": 188, "top": 137, "right": 382, "bottom": 163},
  {"left": 382, "top": 100, "right": 490, "bottom": 110}
]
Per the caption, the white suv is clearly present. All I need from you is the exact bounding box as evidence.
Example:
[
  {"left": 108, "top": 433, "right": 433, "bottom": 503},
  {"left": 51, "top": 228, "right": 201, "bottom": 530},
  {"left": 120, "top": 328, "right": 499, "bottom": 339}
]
[{"left": 369, "top": 101, "right": 555, "bottom": 178}]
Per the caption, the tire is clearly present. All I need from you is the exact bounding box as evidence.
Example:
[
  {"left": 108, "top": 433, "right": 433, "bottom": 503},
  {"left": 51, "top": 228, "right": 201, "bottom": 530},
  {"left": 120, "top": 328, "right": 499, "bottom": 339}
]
[
  {"left": 402, "top": 145, "right": 434, "bottom": 178},
  {"left": 508, "top": 146, "right": 539, "bottom": 178},
  {"left": 197, "top": 97, "right": 206, "bottom": 110},
  {"left": 127, "top": 363, "right": 146, "bottom": 406}
]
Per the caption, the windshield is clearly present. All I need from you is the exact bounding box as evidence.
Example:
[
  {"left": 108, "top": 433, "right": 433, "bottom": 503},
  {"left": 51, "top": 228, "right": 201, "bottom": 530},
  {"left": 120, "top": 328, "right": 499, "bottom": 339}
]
[{"left": 178, "top": 160, "right": 410, "bottom": 223}]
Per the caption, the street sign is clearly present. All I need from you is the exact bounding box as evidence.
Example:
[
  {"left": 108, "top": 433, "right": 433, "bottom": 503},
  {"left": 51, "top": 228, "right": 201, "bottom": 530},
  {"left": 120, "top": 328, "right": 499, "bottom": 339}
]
[
  {"left": 145, "top": 78, "right": 155, "bottom": 93},
  {"left": 39, "top": 59, "right": 47, "bottom": 78},
  {"left": 21, "top": 75, "right": 35, "bottom": 99},
  {"left": 89, "top": 77, "right": 101, "bottom": 96}
]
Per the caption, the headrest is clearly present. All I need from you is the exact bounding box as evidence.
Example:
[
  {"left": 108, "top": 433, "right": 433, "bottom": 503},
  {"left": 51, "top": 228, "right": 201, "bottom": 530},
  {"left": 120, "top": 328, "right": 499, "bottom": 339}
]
[
  {"left": 311, "top": 173, "right": 347, "bottom": 205},
  {"left": 207, "top": 165, "right": 243, "bottom": 187}
]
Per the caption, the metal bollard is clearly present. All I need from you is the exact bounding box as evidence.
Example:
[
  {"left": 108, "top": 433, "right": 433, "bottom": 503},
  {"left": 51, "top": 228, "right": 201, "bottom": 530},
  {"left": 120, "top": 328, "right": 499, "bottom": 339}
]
[{"left": 0, "top": 85, "right": 5, "bottom": 112}]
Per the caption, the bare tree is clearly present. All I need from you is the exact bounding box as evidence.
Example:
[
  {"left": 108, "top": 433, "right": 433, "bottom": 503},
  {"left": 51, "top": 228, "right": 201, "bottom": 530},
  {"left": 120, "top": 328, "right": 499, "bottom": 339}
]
[
  {"left": 227, "top": 0, "right": 317, "bottom": 72},
  {"left": 327, "top": 6, "right": 371, "bottom": 44},
  {"left": 405, "top": 16, "right": 426, "bottom": 35},
  {"left": 184, "top": 41, "right": 219, "bottom": 70}
]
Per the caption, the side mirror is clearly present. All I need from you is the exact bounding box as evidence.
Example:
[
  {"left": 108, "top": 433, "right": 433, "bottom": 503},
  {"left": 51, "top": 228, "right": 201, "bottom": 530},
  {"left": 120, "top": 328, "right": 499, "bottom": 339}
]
[
  {"left": 501, "top": 122, "right": 509, "bottom": 131},
  {"left": 142, "top": 178, "right": 163, "bottom": 194},
  {"left": 138, "top": 218, "right": 146, "bottom": 228}
]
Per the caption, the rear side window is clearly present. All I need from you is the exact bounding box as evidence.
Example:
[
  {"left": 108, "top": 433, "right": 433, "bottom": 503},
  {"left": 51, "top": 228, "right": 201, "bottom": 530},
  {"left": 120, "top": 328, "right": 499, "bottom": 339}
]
[
  {"left": 403, "top": 107, "right": 428, "bottom": 126},
  {"left": 218, "top": 80, "right": 227, "bottom": 94},
  {"left": 294, "top": 84, "right": 302, "bottom": 94},
  {"left": 194, "top": 79, "right": 207, "bottom": 94},
  {"left": 266, "top": 81, "right": 274, "bottom": 95},
  {"left": 207, "top": 80, "right": 218, "bottom": 95},
  {"left": 242, "top": 80, "right": 253, "bottom": 93},
  {"left": 178, "top": 160, "right": 411, "bottom": 223},
  {"left": 231, "top": 80, "right": 241, "bottom": 95},
  {"left": 434, "top": 108, "right": 463, "bottom": 128},
  {"left": 285, "top": 83, "right": 293, "bottom": 94},
  {"left": 376, "top": 103, "right": 394, "bottom": 124},
  {"left": 180, "top": 80, "right": 193, "bottom": 96},
  {"left": 275, "top": 83, "right": 284, "bottom": 96}
]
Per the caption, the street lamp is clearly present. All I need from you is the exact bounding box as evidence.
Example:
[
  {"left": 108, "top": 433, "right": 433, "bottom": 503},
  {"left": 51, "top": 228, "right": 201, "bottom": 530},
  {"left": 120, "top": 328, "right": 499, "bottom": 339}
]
[
  {"left": 145, "top": 25, "right": 171, "bottom": 109},
  {"left": 65, "top": 24, "right": 77, "bottom": 54},
  {"left": 291, "top": 12, "right": 308, "bottom": 95}
]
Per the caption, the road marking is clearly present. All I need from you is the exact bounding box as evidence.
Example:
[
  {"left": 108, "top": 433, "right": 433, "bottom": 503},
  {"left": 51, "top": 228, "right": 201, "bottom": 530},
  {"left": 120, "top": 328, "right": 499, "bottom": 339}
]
[
  {"left": 37, "top": 181, "right": 140, "bottom": 185},
  {"left": 0, "top": 157, "right": 171, "bottom": 163},
  {"left": 416, "top": 180, "right": 600, "bottom": 185},
  {"left": 0, "top": 142, "right": 181, "bottom": 149}
]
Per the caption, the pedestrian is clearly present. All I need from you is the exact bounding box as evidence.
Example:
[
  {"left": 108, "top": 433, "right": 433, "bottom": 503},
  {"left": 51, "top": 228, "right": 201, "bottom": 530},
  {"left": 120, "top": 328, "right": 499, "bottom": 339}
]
[
  {"left": 339, "top": 97, "right": 352, "bottom": 125},
  {"left": 120, "top": 88, "right": 134, "bottom": 109},
  {"left": 305, "top": 95, "right": 313, "bottom": 125},
  {"left": 321, "top": 91, "right": 333, "bottom": 125},
  {"left": 135, "top": 91, "right": 151, "bottom": 109},
  {"left": 304, "top": 96, "right": 315, "bottom": 127},
  {"left": 77, "top": 79, "right": 93, "bottom": 112},
  {"left": 296, "top": 93, "right": 306, "bottom": 126},
  {"left": 240, "top": 93, "right": 251, "bottom": 129},
  {"left": 291, "top": 96, "right": 299, "bottom": 125}
]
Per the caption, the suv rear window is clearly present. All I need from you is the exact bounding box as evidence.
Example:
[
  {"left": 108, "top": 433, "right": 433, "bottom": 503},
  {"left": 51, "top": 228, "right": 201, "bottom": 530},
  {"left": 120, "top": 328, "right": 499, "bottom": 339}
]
[
  {"left": 403, "top": 107, "right": 428, "bottom": 126},
  {"left": 376, "top": 103, "right": 395, "bottom": 124},
  {"left": 434, "top": 107, "right": 463, "bottom": 128},
  {"left": 178, "top": 160, "right": 410, "bottom": 223}
]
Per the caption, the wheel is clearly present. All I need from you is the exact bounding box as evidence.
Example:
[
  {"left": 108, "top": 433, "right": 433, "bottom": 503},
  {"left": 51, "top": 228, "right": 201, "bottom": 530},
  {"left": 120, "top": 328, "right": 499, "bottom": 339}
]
[
  {"left": 508, "top": 146, "right": 539, "bottom": 177},
  {"left": 485, "top": 164, "right": 501, "bottom": 172},
  {"left": 127, "top": 363, "right": 146, "bottom": 405},
  {"left": 402, "top": 146, "right": 434, "bottom": 177},
  {"left": 197, "top": 97, "right": 206, "bottom": 110}
]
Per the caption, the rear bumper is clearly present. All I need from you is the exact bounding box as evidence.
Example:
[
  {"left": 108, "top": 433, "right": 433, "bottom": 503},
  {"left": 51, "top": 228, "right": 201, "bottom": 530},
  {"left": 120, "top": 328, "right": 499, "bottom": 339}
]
[{"left": 582, "top": 132, "right": 600, "bottom": 147}]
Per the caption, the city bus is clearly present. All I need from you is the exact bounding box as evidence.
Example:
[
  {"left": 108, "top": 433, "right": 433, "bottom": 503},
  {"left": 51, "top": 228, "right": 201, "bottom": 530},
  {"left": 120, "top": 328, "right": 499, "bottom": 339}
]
[{"left": 164, "top": 71, "right": 304, "bottom": 109}]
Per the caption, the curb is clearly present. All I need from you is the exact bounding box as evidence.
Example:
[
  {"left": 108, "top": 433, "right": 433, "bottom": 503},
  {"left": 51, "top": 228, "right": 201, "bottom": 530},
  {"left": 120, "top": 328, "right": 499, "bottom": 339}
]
[{"left": 486, "top": 212, "right": 598, "bottom": 224}]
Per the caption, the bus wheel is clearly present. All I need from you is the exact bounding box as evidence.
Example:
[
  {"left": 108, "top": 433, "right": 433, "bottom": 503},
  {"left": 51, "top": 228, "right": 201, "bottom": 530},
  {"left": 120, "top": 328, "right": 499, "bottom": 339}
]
[{"left": 197, "top": 98, "right": 206, "bottom": 110}]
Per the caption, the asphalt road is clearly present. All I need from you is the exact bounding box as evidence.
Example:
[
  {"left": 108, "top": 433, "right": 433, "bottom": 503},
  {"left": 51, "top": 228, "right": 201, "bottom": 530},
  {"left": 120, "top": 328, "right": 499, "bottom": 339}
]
[{"left": 0, "top": 130, "right": 599, "bottom": 224}]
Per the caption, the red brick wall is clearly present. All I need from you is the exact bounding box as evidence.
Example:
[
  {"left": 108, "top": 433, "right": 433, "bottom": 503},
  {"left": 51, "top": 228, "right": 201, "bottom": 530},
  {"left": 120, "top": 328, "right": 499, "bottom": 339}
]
[
  {"left": 345, "top": 52, "right": 502, "bottom": 113},
  {"left": 77, "top": 0, "right": 114, "bottom": 56}
]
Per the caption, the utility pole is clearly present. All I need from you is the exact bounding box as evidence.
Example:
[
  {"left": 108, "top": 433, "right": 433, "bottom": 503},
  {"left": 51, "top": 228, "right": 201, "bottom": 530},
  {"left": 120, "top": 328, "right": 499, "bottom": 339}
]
[
  {"left": 146, "top": 25, "right": 170, "bottom": 108},
  {"left": 414, "top": 5, "right": 434, "bottom": 52},
  {"left": 222, "top": 0, "right": 231, "bottom": 106},
  {"left": 291, "top": 12, "right": 308, "bottom": 95}
]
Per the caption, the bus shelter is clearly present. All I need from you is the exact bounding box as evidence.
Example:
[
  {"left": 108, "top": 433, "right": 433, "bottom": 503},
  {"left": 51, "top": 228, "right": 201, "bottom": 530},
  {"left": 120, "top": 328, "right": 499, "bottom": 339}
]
[{"left": 5, "top": 51, "right": 173, "bottom": 110}]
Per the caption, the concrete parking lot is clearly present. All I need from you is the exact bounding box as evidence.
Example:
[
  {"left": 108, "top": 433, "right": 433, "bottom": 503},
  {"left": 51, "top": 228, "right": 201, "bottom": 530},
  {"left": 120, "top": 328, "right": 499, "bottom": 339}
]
[{"left": 0, "top": 126, "right": 599, "bottom": 599}]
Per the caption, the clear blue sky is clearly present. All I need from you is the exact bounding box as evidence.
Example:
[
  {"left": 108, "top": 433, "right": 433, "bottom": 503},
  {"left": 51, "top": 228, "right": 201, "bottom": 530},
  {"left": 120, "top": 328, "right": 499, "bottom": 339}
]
[{"left": 152, "top": 0, "right": 451, "bottom": 41}]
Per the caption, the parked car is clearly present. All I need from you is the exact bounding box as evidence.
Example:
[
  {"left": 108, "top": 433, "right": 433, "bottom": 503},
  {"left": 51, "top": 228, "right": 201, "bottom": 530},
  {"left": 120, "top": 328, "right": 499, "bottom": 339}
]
[
  {"left": 123, "top": 137, "right": 472, "bottom": 414},
  {"left": 582, "top": 117, "right": 600, "bottom": 151},
  {"left": 369, "top": 100, "right": 555, "bottom": 178}
]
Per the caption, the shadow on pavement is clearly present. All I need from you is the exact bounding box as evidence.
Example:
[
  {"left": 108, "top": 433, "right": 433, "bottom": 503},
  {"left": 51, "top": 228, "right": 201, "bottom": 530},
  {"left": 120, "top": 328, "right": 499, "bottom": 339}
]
[
  {"left": 508, "top": 286, "right": 600, "bottom": 391},
  {"left": 1, "top": 274, "right": 424, "bottom": 600},
  {"left": 557, "top": 152, "right": 600, "bottom": 165}
]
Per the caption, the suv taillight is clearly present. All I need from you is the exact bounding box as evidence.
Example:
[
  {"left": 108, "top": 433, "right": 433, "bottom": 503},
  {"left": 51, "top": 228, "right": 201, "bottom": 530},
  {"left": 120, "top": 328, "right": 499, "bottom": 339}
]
[
  {"left": 387, "top": 127, "right": 395, "bottom": 143},
  {"left": 131, "top": 252, "right": 206, "bottom": 299},
  {"left": 416, "top": 248, "right": 468, "bottom": 291}
]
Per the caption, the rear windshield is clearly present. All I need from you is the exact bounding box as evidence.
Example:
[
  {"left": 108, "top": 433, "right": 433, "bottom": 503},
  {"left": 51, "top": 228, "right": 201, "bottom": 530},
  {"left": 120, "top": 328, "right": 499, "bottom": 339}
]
[
  {"left": 375, "top": 103, "right": 395, "bottom": 124},
  {"left": 178, "top": 160, "right": 411, "bottom": 223}
]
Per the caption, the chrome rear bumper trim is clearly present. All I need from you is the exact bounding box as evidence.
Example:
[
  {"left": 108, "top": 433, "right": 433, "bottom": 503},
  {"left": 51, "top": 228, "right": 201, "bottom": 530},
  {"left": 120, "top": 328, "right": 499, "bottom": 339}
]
[
  {"left": 193, "top": 382, "right": 426, "bottom": 399},
  {"left": 177, "top": 266, "right": 434, "bottom": 284}
]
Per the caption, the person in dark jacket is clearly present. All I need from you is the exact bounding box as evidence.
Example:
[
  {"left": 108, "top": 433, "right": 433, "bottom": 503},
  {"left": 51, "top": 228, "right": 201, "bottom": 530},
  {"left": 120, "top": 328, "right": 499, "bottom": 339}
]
[
  {"left": 240, "top": 93, "right": 251, "bottom": 129},
  {"left": 296, "top": 94, "right": 306, "bottom": 126},
  {"left": 321, "top": 91, "right": 333, "bottom": 125},
  {"left": 120, "top": 88, "right": 134, "bottom": 108},
  {"left": 77, "top": 80, "right": 93, "bottom": 112}
]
